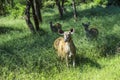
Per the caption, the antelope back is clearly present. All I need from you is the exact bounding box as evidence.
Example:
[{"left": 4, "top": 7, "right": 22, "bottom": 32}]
[
  {"left": 55, "top": 23, "right": 62, "bottom": 30},
  {"left": 89, "top": 28, "right": 99, "bottom": 37},
  {"left": 54, "top": 37, "right": 63, "bottom": 50}
]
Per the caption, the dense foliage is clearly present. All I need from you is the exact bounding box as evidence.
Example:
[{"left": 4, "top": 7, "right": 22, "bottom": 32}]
[{"left": 0, "top": 0, "right": 120, "bottom": 17}]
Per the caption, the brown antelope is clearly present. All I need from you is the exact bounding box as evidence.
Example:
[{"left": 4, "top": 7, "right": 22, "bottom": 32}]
[
  {"left": 82, "top": 22, "right": 99, "bottom": 39},
  {"left": 49, "top": 21, "right": 62, "bottom": 32},
  {"left": 54, "top": 28, "right": 76, "bottom": 67}
]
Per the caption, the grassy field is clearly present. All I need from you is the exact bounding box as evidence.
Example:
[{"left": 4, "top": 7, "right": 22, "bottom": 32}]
[{"left": 0, "top": 5, "right": 120, "bottom": 80}]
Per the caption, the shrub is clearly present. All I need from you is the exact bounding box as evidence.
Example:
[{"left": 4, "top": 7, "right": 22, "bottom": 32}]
[
  {"left": 107, "top": 0, "right": 120, "bottom": 6},
  {"left": 93, "top": 0, "right": 108, "bottom": 6},
  {"left": 43, "top": 1, "right": 55, "bottom": 8},
  {"left": 9, "top": 3, "right": 25, "bottom": 18}
]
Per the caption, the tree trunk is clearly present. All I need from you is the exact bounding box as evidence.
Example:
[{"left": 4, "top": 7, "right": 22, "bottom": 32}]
[
  {"left": 37, "top": 0, "right": 42, "bottom": 22},
  {"left": 31, "top": 0, "right": 39, "bottom": 31},
  {"left": 25, "top": 0, "right": 35, "bottom": 33},
  {"left": 11, "top": 0, "right": 14, "bottom": 8},
  {"left": 72, "top": 0, "right": 77, "bottom": 21},
  {"left": 56, "top": 0, "right": 63, "bottom": 19},
  {"left": 61, "top": 0, "right": 65, "bottom": 13}
]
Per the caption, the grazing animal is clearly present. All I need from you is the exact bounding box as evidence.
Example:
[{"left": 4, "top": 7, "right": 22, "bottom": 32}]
[
  {"left": 54, "top": 28, "right": 76, "bottom": 67},
  {"left": 82, "top": 22, "right": 99, "bottom": 39},
  {"left": 49, "top": 21, "right": 62, "bottom": 32}
]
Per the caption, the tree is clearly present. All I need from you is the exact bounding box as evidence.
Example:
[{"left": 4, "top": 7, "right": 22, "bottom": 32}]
[
  {"left": 55, "top": 0, "right": 64, "bottom": 19},
  {"left": 61, "top": 0, "right": 66, "bottom": 13},
  {"left": 25, "top": 0, "right": 35, "bottom": 33},
  {"left": 33, "top": 0, "right": 42, "bottom": 22},
  {"left": 72, "top": 0, "right": 77, "bottom": 21},
  {"left": 25, "top": 0, "right": 42, "bottom": 33}
]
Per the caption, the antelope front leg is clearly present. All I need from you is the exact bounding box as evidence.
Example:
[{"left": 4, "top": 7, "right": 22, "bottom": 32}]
[
  {"left": 73, "top": 56, "right": 75, "bottom": 67},
  {"left": 66, "top": 55, "right": 69, "bottom": 67}
]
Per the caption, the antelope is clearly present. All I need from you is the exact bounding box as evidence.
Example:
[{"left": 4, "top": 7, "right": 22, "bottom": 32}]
[
  {"left": 54, "top": 28, "right": 76, "bottom": 67},
  {"left": 82, "top": 22, "right": 99, "bottom": 39},
  {"left": 49, "top": 21, "right": 62, "bottom": 32}
]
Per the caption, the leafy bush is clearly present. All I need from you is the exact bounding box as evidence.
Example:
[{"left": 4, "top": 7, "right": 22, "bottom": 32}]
[
  {"left": 9, "top": 3, "right": 25, "bottom": 18},
  {"left": 0, "top": 1, "right": 11, "bottom": 15},
  {"left": 43, "top": 0, "right": 55, "bottom": 8},
  {"left": 93, "top": 0, "right": 108, "bottom": 6},
  {"left": 91, "top": 0, "right": 120, "bottom": 6},
  {"left": 107, "top": 0, "right": 120, "bottom": 6},
  {"left": 14, "top": 0, "right": 26, "bottom": 5}
]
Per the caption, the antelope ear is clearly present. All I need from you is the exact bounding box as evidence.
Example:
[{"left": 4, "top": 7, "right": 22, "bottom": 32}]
[
  {"left": 58, "top": 29, "right": 64, "bottom": 35},
  {"left": 70, "top": 28, "right": 75, "bottom": 34}
]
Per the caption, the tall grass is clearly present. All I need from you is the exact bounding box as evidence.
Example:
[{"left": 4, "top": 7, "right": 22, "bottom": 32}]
[{"left": 0, "top": 5, "right": 120, "bottom": 80}]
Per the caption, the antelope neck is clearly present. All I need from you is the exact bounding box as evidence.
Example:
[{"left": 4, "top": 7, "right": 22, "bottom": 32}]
[
  {"left": 65, "top": 37, "right": 73, "bottom": 45},
  {"left": 67, "top": 37, "right": 72, "bottom": 43}
]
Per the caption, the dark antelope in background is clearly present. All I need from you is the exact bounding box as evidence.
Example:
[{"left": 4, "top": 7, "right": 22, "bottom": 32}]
[
  {"left": 82, "top": 22, "right": 99, "bottom": 39},
  {"left": 49, "top": 21, "right": 62, "bottom": 33}
]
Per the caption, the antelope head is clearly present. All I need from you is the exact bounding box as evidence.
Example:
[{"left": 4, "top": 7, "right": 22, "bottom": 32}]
[
  {"left": 58, "top": 28, "right": 75, "bottom": 42},
  {"left": 82, "top": 22, "right": 90, "bottom": 31}
]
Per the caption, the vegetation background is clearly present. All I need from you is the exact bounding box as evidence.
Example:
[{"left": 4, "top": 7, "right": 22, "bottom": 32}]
[{"left": 0, "top": 0, "right": 120, "bottom": 80}]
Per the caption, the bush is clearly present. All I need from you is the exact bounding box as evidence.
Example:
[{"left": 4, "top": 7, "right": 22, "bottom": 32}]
[
  {"left": 93, "top": 0, "right": 120, "bottom": 6},
  {"left": 9, "top": 3, "right": 25, "bottom": 18},
  {"left": 43, "top": 1, "right": 55, "bottom": 8},
  {"left": 93, "top": 0, "right": 108, "bottom": 6},
  {"left": 0, "top": 1, "right": 10, "bottom": 15},
  {"left": 107, "top": 0, "right": 120, "bottom": 6}
]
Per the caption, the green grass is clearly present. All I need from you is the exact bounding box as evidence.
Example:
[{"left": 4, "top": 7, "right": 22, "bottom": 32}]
[{"left": 0, "top": 5, "right": 120, "bottom": 80}]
